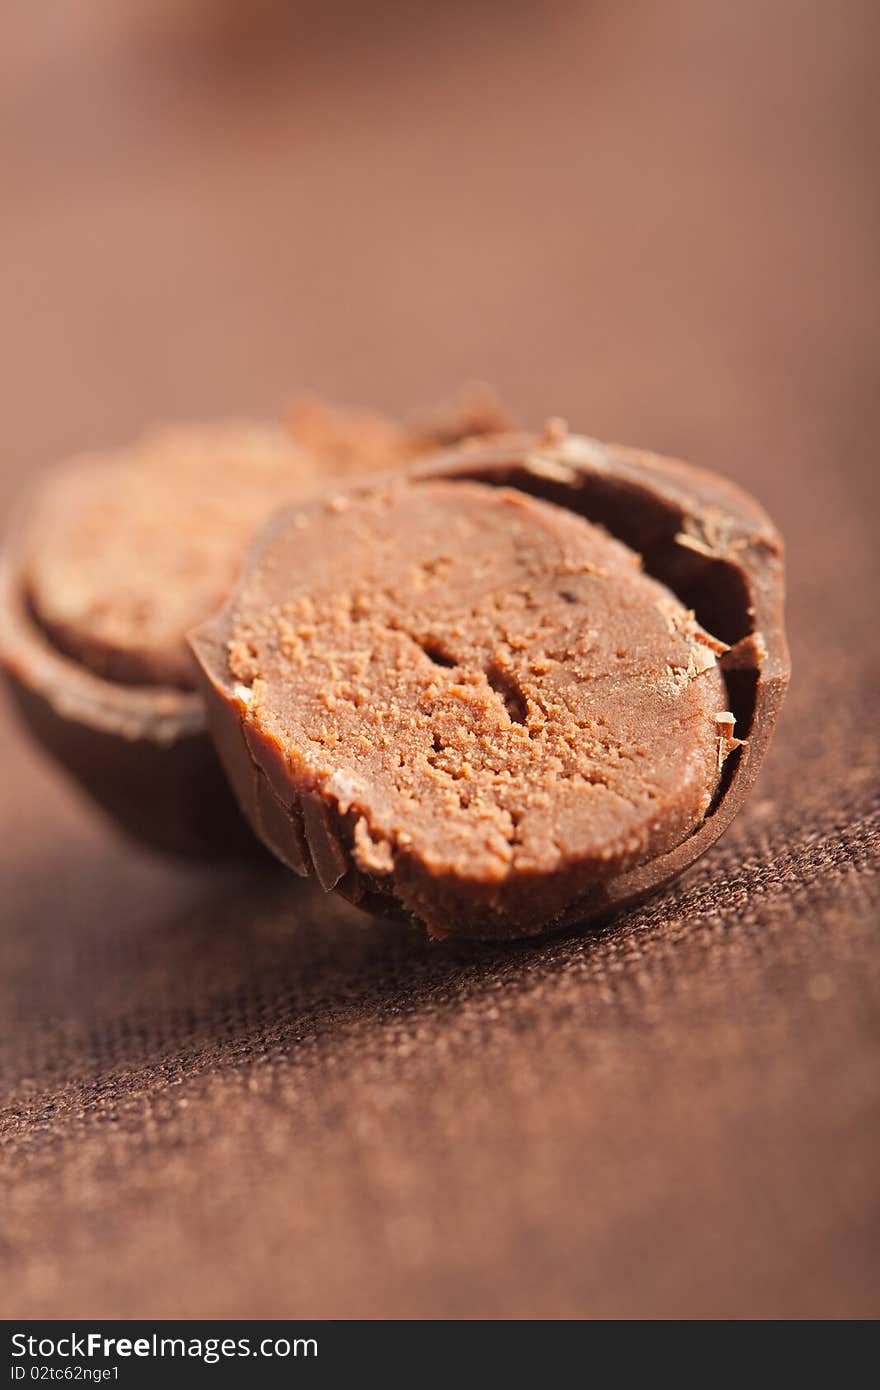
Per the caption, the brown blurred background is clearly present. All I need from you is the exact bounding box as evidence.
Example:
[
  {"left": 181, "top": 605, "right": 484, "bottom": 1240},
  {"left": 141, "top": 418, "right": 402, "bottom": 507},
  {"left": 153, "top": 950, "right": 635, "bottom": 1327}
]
[{"left": 1, "top": 1, "right": 878, "bottom": 1318}]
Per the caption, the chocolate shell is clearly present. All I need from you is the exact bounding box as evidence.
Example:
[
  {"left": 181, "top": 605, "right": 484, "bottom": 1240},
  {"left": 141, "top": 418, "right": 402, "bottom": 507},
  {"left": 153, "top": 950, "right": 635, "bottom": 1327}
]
[{"left": 191, "top": 430, "right": 788, "bottom": 936}]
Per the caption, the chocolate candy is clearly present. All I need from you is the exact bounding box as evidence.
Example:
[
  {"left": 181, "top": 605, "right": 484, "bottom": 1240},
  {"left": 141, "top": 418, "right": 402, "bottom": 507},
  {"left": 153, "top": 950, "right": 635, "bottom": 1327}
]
[
  {"left": 191, "top": 429, "right": 788, "bottom": 937},
  {"left": 0, "top": 394, "right": 513, "bottom": 855}
]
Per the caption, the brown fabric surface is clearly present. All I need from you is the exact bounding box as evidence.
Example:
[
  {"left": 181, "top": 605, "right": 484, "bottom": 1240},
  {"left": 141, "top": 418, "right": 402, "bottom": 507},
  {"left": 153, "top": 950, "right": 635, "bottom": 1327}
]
[{"left": 1, "top": 1, "right": 878, "bottom": 1318}]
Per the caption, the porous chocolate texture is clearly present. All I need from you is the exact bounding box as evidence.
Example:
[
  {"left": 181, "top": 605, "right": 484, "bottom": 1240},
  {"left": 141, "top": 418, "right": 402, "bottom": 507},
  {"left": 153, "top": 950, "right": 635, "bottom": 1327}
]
[
  {"left": 0, "top": 395, "right": 513, "bottom": 855},
  {"left": 192, "top": 433, "right": 788, "bottom": 938}
]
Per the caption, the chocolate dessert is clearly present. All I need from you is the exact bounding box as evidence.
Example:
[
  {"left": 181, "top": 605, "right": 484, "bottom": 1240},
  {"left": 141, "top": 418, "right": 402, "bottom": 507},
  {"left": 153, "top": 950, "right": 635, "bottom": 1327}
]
[{"left": 192, "top": 430, "right": 788, "bottom": 937}]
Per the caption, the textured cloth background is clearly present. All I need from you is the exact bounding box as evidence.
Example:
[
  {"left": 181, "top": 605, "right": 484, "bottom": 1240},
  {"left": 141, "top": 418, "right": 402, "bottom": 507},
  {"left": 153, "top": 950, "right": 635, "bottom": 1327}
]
[{"left": 1, "top": 1, "right": 878, "bottom": 1318}]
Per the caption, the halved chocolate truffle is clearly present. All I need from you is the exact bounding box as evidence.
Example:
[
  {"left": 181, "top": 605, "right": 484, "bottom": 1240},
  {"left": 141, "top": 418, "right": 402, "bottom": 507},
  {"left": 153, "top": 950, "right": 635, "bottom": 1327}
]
[
  {"left": 192, "top": 433, "right": 787, "bottom": 938},
  {"left": 24, "top": 422, "right": 314, "bottom": 692},
  {"left": 0, "top": 394, "right": 513, "bottom": 854}
]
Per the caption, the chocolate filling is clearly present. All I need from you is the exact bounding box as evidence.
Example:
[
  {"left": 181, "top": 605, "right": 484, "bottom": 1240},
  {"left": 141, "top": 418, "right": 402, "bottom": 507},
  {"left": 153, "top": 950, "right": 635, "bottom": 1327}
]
[{"left": 193, "top": 469, "right": 762, "bottom": 938}]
